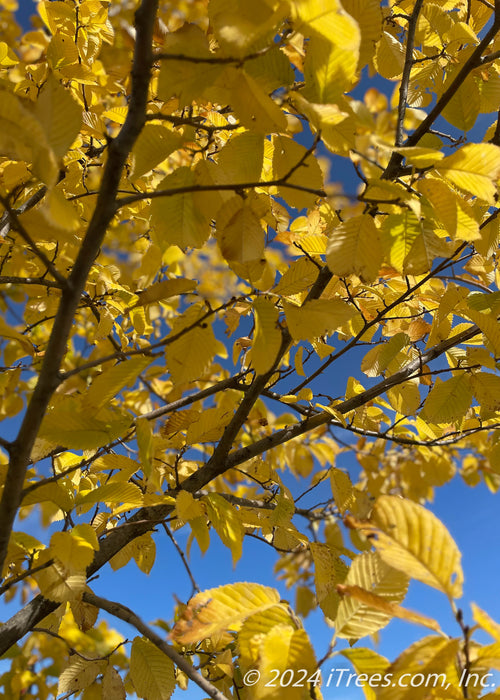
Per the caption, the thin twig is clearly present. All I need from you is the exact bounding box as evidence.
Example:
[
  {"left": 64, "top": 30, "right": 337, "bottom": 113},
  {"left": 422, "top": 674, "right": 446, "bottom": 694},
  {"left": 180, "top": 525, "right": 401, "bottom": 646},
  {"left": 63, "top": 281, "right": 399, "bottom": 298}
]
[{"left": 395, "top": 0, "right": 424, "bottom": 147}]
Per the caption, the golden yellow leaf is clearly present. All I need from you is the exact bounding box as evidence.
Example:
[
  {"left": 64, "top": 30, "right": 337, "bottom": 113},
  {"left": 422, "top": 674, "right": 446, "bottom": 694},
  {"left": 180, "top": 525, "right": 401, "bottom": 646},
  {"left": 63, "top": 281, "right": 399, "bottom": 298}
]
[
  {"left": 334, "top": 551, "right": 409, "bottom": 640},
  {"left": 359, "top": 495, "right": 463, "bottom": 599},
  {"left": 130, "top": 637, "right": 175, "bottom": 700},
  {"left": 171, "top": 582, "right": 281, "bottom": 644},
  {"left": 327, "top": 215, "right": 383, "bottom": 283},
  {"left": 284, "top": 298, "right": 356, "bottom": 341},
  {"left": 151, "top": 167, "right": 212, "bottom": 250},
  {"left": 421, "top": 374, "right": 473, "bottom": 424},
  {"left": 203, "top": 493, "right": 244, "bottom": 566},
  {"left": 131, "top": 124, "right": 183, "bottom": 179},
  {"left": 435, "top": 144, "right": 500, "bottom": 204},
  {"left": 35, "top": 74, "right": 82, "bottom": 159}
]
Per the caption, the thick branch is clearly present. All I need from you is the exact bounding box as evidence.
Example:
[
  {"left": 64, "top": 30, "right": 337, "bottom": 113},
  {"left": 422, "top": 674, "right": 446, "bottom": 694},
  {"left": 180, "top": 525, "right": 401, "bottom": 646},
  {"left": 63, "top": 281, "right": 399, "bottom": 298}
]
[
  {"left": 83, "top": 592, "right": 231, "bottom": 700},
  {"left": 0, "top": 0, "right": 159, "bottom": 577}
]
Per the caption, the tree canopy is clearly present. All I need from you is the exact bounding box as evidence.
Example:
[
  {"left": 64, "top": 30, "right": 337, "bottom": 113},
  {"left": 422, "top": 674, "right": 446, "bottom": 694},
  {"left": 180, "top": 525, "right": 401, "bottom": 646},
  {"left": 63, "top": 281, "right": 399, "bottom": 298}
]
[{"left": 1, "top": 0, "right": 500, "bottom": 698}]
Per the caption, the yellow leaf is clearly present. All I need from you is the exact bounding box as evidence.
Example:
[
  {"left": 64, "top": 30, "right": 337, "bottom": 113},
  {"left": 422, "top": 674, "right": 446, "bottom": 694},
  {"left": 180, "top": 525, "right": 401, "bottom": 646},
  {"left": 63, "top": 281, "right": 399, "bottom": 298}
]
[
  {"left": 341, "top": 0, "right": 382, "bottom": 70},
  {"left": 375, "top": 32, "right": 405, "bottom": 79},
  {"left": 381, "top": 211, "right": 422, "bottom": 273},
  {"left": 47, "top": 34, "right": 79, "bottom": 69},
  {"left": 35, "top": 74, "right": 82, "bottom": 159},
  {"left": 284, "top": 298, "right": 356, "bottom": 341},
  {"left": 310, "top": 542, "right": 348, "bottom": 619},
  {"left": 272, "top": 135, "right": 324, "bottom": 209},
  {"left": 326, "top": 215, "right": 383, "bottom": 283},
  {"left": 470, "top": 372, "right": 500, "bottom": 412},
  {"left": 421, "top": 374, "right": 472, "bottom": 424},
  {"left": 186, "top": 406, "right": 232, "bottom": 443},
  {"left": 419, "top": 178, "right": 480, "bottom": 241},
  {"left": 394, "top": 147, "right": 444, "bottom": 169},
  {"left": 151, "top": 167, "right": 211, "bottom": 250},
  {"left": 39, "top": 397, "right": 131, "bottom": 450},
  {"left": 130, "top": 637, "right": 175, "bottom": 700},
  {"left": 464, "top": 307, "right": 500, "bottom": 356},
  {"left": 76, "top": 482, "right": 143, "bottom": 507},
  {"left": 386, "top": 381, "right": 421, "bottom": 416},
  {"left": 136, "top": 417, "right": 153, "bottom": 478},
  {"left": 58, "top": 658, "right": 103, "bottom": 696},
  {"left": 175, "top": 490, "right": 205, "bottom": 521},
  {"left": 102, "top": 107, "right": 128, "bottom": 124},
  {"left": 135, "top": 278, "right": 197, "bottom": 307},
  {"left": 472, "top": 603, "right": 500, "bottom": 643},
  {"left": 34, "top": 550, "right": 87, "bottom": 603},
  {"left": 132, "top": 533, "right": 156, "bottom": 575},
  {"left": 166, "top": 306, "right": 224, "bottom": 384},
  {"left": 334, "top": 551, "right": 409, "bottom": 640},
  {"left": 209, "top": 0, "right": 288, "bottom": 55},
  {"left": 329, "top": 468, "right": 354, "bottom": 514},
  {"left": 216, "top": 131, "right": 266, "bottom": 185},
  {"left": 274, "top": 258, "right": 319, "bottom": 296},
  {"left": 203, "top": 493, "right": 244, "bottom": 566},
  {"left": 0, "top": 317, "right": 33, "bottom": 357},
  {"left": 102, "top": 666, "right": 126, "bottom": 699},
  {"left": 171, "top": 582, "right": 281, "bottom": 644},
  {"left": 216, "top": 194, "right": 267, "bottom": 264},
  {"left": 0, "top": 88, "right": 58, "bottom": 186},
  {"left": 435, "top": 143, "right": 500, "bottom": 204},
  {"left": 256, "top": 626, "right": 317, "bottom": 700},
  {"left": 131, "top": 124, "right": 182, "bottom": 179},
  {"left": 337, "top": 584, "right": 441, "bottom": 635},
  {"left": 84, "top": 356, "right": 151, "bottom": 408},
  {"left": 359, "top": 495, "right": 463, "bottom": 598},
  {"left": 303, "top": 29, "right": 359, "bottom": 103},
  {"left": 158, "top": 25, "right": 225, "bottom": 106},
  {"left": 441, "top": 74, "right": 480, "bottom": 132},
  {"left": 361, "top": 333, "right": 409, "bottom": 378},
  {"left": 238, "top": 605, "right": 295, "bottom": 665},
  {"left": 229, "top": 68, "right": 288, "bottom": 133},
  {"left": 21, "top": 482, "right": 74, "bottom": 512},
  {"left": 50, "top": 527, "right": 97, "bottom": 572},
  {"left": 376, "top": 636, "right": 460, "bottom": 700},
  {"left": 0, "top": 41, "right": 18, "bottom": 66},
  {"left": 340, "top": 648, "right": 389, "bottom": 700},
  {"left": 252, "top": 297, "right": 282, "bottom": 374},
  {"left": 294, "top": 0, "right": 361, "bottom": 104}
]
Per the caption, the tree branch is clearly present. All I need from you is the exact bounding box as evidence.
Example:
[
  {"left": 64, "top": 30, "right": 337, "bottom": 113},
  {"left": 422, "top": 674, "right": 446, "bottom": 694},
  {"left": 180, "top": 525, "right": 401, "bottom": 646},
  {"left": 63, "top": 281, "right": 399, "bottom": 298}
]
[
  {"left": 395, "top": 0, "right": 424, "bottom": 147},
  {"left": 383, "top": 12, "right": 500, "bottom": 179},
  {"left": 83, "top": 591, "right": 231, "bottom": 700},
  {"left": 0, "top": 0, "right": 160, "bottom": 578}
]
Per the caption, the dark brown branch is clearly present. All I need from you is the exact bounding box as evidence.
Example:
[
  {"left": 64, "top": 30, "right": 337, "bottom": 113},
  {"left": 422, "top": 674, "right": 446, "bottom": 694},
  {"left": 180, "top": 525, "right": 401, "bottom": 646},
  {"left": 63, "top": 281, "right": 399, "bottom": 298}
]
[
  {"left": 0, "top": 186, "right": 47, "bottom": 237},
  {"left": 395, "top": 0, "right": 424, "bottom": 147},
  {"left": 145, "top": 113, "right": 242, "bottom": 132},
  {"left": 0, "top": 0, "right": 160, "bottom": 577},
  {"left": 383, "top": 13, "right": 500, "bottom": 178},
  {"left": 155, "top": 43, "right": 275, "bottom": 66},
  {"left": 0, "top": 276, "right": 62, "bottom": 289},
  {"left": 115, "top": 179, "right": 326, "bottom": 209},
  {"left": 83, "top": 591, "right": 231, "bottom": 700}
]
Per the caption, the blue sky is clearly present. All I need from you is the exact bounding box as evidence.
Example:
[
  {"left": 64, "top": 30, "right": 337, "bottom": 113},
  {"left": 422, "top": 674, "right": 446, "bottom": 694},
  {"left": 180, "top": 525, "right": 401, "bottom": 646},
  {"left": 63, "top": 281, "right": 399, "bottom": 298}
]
[{"left": 4, "top": 4, "right": 500, "bottom": 699}]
